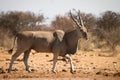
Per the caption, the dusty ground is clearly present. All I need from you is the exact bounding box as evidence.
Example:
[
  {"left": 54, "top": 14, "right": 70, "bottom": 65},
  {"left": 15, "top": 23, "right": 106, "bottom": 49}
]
[{"left": 0, "top": 48, "right": 120, "bottom": 80}]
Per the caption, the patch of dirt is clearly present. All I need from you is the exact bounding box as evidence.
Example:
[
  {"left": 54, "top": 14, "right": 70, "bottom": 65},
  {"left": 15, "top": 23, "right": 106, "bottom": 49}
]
[{"left": 0, "top": 48, "right": 120, "bottom": 80}]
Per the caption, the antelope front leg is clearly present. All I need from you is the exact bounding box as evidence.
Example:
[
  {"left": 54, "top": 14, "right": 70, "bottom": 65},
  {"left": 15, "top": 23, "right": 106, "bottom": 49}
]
[{"left": 65, "top": 54, "right": 74, "bottom": 73}]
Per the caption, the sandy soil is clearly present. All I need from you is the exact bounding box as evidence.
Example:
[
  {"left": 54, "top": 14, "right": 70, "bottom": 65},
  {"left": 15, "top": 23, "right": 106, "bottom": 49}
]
[{"left": 0, "top": 48, "right": 120, "bottom": 80}]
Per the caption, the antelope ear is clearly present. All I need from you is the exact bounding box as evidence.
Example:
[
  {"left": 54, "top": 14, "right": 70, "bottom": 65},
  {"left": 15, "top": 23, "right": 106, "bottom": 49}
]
[{"left": 54, "top": 30, "right": 65, "bottom": 42}]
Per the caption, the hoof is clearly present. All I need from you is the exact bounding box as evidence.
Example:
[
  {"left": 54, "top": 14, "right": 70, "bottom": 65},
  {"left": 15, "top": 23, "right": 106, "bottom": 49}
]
[
  {"left": 26, "top": 68, "right": 32, "bottom": 73},
  {"left": 28, "top": 70, "right": 32, "bottom": 73},
  {"left": 52, "top": 70, "right": 57, "bottom": 74},
  {"left": 70, "top": 69, "right": 75, "bottom": 74}
]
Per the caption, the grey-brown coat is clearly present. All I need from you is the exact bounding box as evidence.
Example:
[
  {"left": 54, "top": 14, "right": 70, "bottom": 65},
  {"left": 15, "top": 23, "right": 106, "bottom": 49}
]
[{"left": 8, "top": 10, "right": 88, "bottom": 73}]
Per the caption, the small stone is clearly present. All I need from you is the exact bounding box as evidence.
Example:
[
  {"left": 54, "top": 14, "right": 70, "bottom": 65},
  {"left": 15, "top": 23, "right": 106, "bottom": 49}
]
[
  {"left": 12, "top": 68, "right": 18, "bottom": 71},
  {"left": 93, "top": 67, "right": 96, "bottom": 69},
  {"left": 96, "top": 71, "right": 101, "bottom": 75},
  {"left": 46, "top": 55, "right": 49, "bottom": 57},
  {"left": 62, "top": 69, "right": 67, "bottom": 72},
  {"left": 0, "top": 68, "right": 5, "bottom": 74}
]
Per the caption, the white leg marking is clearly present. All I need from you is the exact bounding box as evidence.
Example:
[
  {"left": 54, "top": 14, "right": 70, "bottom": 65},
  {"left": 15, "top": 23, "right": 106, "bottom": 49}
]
[{"left": 65, "top": 54, "right": 74, "bottom": 73}]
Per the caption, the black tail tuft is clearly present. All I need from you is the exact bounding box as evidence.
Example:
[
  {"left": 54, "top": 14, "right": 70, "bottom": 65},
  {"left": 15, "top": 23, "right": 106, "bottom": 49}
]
[{"left": 8, "top": 48, "right": 13, "bottom": 54}]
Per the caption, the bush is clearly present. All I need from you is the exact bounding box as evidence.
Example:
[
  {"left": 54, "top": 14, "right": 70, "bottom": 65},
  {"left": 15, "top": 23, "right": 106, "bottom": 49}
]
[{"left": 95, "top": 11, "right": 120, "bottom": 52}]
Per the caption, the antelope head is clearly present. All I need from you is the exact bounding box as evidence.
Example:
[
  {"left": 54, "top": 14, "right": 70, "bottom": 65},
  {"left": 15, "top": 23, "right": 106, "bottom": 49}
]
[{"left": 70, "top": 10, "right": 88, "bottom": 40}]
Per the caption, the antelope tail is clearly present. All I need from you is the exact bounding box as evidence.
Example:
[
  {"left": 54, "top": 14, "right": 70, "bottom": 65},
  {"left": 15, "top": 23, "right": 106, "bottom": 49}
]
[{"left": 8, "top": 35, "right": 17, "bottom": 54}]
